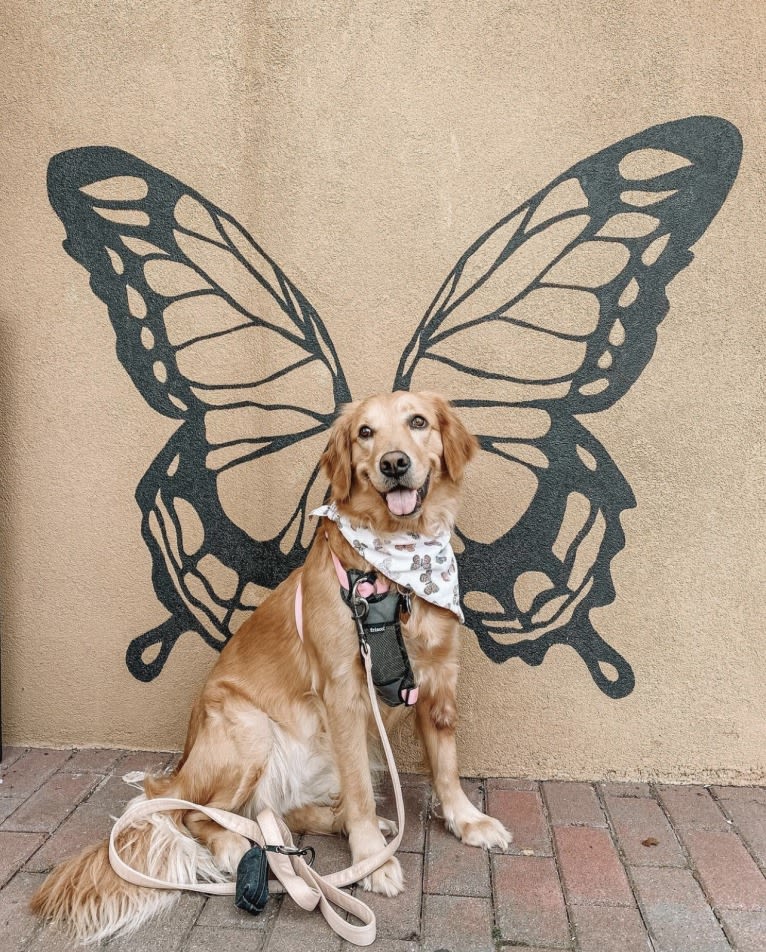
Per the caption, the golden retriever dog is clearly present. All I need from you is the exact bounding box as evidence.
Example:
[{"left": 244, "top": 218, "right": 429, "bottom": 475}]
[{"left": 31, "top": 390, "right": 511, "bottom": 942}]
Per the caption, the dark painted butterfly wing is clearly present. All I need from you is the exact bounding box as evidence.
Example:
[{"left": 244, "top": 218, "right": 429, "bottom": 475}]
[
  {"left": 48, "top": 118, "right": 742, "bottom": 693},
  {"left": 48, "top": 148, "right": 351, "bottom": 679},
  {"left": 395, "top": 117, "right": 742, "bottom": 697}
]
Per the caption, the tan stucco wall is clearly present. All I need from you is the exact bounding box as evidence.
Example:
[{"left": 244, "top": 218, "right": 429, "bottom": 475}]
[{"left": 1, "top": 0, "right": 763, "bottom": 781}]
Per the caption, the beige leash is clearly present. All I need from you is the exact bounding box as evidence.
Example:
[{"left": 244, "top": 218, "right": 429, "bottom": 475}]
[{"left": 109, "top": 642, "right": 405, "bottom": 946}]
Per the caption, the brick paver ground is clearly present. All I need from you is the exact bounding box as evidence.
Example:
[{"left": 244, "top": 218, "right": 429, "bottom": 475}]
[{"left": 1, "top": 747, "right": 764, "bottom": 951}]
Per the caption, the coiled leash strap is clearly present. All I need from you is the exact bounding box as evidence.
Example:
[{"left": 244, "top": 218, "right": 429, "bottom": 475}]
[{"left": 108, "top": 644, "right": 405, "bottom": 947}]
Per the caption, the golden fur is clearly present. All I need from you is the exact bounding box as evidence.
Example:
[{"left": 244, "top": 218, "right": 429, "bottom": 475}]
[{"left": 31, "top": 390, "right": 511, "bottom": 943}]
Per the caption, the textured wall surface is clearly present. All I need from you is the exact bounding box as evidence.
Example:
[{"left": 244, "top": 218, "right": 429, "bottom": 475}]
[{"left": 0, "top": 0, "right": 763, "bottom": 780}]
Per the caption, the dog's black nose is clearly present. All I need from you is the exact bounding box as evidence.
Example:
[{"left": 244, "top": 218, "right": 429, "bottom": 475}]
[{"left": 379, "top": 451, "right": 411, "bottom": 479}]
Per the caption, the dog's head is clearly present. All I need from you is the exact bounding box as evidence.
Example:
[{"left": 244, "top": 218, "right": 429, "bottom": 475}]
[{"left": 321, "top": 391, "right": 478, "bottom": 534}]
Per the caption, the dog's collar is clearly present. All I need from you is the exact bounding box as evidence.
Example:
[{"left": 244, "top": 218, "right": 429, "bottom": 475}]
[{"left": 310, "top": 502, "right": 464, "bottom": 622}]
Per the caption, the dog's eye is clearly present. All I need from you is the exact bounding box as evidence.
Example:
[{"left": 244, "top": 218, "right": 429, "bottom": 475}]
[
  {"left": 358, "top": 425, "right": 373, "bottom": 439},
  {"left": 409, "top": 415, "right": 428, "bottom": 429}
]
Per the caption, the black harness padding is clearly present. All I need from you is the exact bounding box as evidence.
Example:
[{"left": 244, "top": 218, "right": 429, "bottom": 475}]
[{"left": 341, "top": 569, "right": 417, "bottom": 707}]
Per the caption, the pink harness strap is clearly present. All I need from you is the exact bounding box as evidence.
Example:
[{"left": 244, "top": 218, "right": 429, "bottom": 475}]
[
  {"left": 295, "top": 550, "right": 389, "bottom": 642},
  {"left": 295, "top": 578, "right": 305, "bottom": 642}
]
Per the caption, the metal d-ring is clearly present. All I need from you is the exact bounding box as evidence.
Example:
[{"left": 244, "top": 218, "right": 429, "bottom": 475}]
[{"left": 396, "top": 585, "right": 412, "bottom": 614}]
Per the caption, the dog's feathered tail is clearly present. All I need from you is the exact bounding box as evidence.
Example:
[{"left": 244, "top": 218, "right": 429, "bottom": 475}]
[{"left": 30, "top": 795, "right": 230, "bottom": 944}]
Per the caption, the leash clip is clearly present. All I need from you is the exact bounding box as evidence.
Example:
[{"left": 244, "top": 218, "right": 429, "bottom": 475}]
[
  {"left": 350, "top": 575, "right": 372, "bottom": 645},
  {"left": 265, "top": 844, "right": 316, "bottom": 867},
  {"left": 350, "top": 575, "right": 374, "bottom": 617}
]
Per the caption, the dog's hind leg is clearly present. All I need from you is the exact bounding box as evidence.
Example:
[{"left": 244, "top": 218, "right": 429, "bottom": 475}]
[
  {"left": 180, "top": 813, "right": 250, "bottom": 875},
  {"left": 146, "top": 700, "right": 274, "bottom": 875},
  {"left": 284, "top": 804, "right": 397, "bottom": 838},
  {"left": 283, "top": 804, "right": 343, "bottom": 835}
]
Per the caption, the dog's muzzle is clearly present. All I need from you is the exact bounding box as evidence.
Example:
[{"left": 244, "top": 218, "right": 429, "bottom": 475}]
[{"left": 383, "top": 472, "right": 430, "bottom": 517}]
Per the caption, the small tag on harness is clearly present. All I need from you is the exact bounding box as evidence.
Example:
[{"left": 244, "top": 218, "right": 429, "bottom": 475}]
[{"left": 234, "top": 845, "right": 270, "bottom": 916}]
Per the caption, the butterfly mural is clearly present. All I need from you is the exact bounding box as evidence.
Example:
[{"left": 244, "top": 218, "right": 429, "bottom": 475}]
[{"left": 47, "top": 116, "right": 741, "bottom": 698}]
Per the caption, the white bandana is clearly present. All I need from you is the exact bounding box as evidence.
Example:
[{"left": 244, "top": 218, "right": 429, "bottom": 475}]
[{"left": 312, "top": 502, "right": 464, "bottom": 622}]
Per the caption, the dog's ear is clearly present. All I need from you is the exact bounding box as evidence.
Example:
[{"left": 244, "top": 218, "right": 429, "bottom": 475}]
[
  {"left": 430, "top": 394, "right": 479, "bottom": 483},
  {"left": 321, "top": 404, "right": 356, "bottom": 503}
]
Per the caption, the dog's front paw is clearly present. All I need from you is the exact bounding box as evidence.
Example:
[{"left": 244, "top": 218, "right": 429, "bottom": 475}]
[
  {"left": 361, "top": 856, "right": 405, "bottom": 896},
  {"left": 455, "top": 813, "right": 512, "bottom": 851},
  {"left": 209, "top": 830, "right": 251, "bottom": 874}
]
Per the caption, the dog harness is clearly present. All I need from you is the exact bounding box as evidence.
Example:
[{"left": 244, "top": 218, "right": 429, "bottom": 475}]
[{"left": 295, "top": 546, "right": 418, "bottom": 706}]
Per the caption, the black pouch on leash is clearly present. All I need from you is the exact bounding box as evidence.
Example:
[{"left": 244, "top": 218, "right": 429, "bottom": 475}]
[{"left": 235, "top": 844, "right": 270, "bottom": 915}]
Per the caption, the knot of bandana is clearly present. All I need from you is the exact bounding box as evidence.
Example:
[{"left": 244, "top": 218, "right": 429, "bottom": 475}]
[{"left": 311, "top": 503, "right": 464, "bottom": 622}]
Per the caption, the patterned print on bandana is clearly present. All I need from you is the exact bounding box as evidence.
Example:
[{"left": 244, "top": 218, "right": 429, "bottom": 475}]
[{"left": 312, "top": 503, "right": 464, "bottom": 622}]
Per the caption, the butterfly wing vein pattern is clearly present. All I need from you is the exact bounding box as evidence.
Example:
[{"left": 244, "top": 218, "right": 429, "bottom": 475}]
[
  {"left": 48, "top": 147, "right": 350, "bottom": 680},
  {"left": 395, "top": 116, "right": 740, "bottom": 697},
  {"left": 47, "top": 116, "right": 741, "bottom": 694}
]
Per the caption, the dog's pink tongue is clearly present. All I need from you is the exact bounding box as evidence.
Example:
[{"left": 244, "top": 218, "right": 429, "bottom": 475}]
[{"left": 386, "top": 488, "right": 418, "bottom": 516}]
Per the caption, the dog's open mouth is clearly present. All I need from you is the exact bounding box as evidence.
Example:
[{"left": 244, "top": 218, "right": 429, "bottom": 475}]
[{"left": 384, "top": 474, "right": 430, "bottom": 517}]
